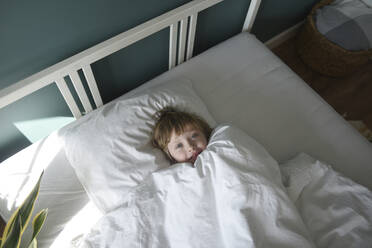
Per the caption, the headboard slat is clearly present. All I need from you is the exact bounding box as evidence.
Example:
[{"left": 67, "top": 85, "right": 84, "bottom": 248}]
[
  {"left": 55, "top": 78, "right": 82, "bottom": 118},
  {"left": 69, "top": 71, "right": 93, "bottom": 114},
  {"left": 169, "top": 23, "right": 179, "bottom": 70},
  {"left": 242, "top": 0, "right": 261, "bottom": 32},
  {"left": 82, "top": 65, "right": 103, "bottom": 108},
  {"left": 186, "top": 14, "right": 198, "bottom": 60},
  {"left": 177, "top": 17, "right": 188, "bottom": 65}
]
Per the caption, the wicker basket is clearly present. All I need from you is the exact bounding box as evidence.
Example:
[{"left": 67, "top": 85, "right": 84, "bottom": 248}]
[{"left": 296, "top": 0, "right": 372, "bottom": 77}]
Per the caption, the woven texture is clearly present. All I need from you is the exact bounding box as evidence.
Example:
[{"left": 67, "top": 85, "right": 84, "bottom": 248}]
[
  {"left": 296, "top": 0, "right": 372, "bottom": 77},
  {"left": 315, "top": 0, "right": 372, "bottom": 51}
]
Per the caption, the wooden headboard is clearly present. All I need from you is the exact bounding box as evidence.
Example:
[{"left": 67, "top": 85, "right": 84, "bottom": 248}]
[{"left": 0, "top": 0, "right": 261, "bottom": 119}]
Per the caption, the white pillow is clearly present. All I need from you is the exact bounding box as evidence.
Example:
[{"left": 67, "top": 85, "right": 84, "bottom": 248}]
[
  {"left": 280, "top": 153, "right": 372, "bottom": 248},
  {"left": 61, "top": 78, "right": 216, "bottom": 213},
  {"left": 0, "top": 132, "right": 89, "bottom": 248}
]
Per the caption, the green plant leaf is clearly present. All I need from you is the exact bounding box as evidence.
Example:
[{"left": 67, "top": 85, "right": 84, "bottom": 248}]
[
  {"left": 1, "top": 209, "right": 19, "bottom": 243},
  {"left": 27, "top": 209, "right": 48, "bottom": 248},
  {"left": 28, "top": 240, "right": 37, "bottom": 248},
  {"left": 17, "top": 171, "right": 44, "bottom": 235},
  {"left": 1, "top": 171, "right": 44, "bottom": 248},
  {"left": 1, "top": 214, "right": 22, "bottom": 248}
]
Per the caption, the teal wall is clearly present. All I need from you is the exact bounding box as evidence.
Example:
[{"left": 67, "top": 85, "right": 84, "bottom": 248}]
[{"left": 0, "top": 0, "right": 317, "bottom": 162}]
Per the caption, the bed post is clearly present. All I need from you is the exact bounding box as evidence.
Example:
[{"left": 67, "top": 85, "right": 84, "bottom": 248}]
[{"left": 242, "top": 0, "right": 262, "bottom": 32}]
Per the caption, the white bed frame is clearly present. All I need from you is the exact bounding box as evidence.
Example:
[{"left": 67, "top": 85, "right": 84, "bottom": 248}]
[{"left": 0, "top": 0, "right": 261, "bottom": 119}]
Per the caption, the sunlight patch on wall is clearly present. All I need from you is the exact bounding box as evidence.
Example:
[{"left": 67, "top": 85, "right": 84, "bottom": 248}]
[{"left": 14, "top": 117, "right": 75, "bottom": 143}]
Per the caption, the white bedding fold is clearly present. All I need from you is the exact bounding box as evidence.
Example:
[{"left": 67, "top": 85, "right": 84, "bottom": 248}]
[
  {"left": 80, "top": 125, "right": 314, "bottom": 248},
  {"left": 281, "top": 153, "right": 372, "bottom": 248}
]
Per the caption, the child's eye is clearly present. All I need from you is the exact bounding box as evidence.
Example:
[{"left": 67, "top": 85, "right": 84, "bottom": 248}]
[
  {"left": 192, "top": 133, "right": 199, "bottom": 138},
  {"left": 176, "top": 143, "right": 183, "bottom": 149}
]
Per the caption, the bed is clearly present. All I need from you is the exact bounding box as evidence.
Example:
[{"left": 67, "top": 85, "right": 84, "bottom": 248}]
[{"left": 1, "top": 0, "right": 372, "bottom": 247}]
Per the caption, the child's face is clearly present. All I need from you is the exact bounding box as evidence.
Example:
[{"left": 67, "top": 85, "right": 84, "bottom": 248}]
[{"left": 167, "top": 125, "right": 207, "bottom": 164}]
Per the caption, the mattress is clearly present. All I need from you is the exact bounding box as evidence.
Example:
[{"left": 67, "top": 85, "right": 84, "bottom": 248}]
[
  {"left": 132, "top": 32, "right": 372, "bottom": 190},
  {"left": 1, "top": 32, "right": 371, "bottom": 248}
]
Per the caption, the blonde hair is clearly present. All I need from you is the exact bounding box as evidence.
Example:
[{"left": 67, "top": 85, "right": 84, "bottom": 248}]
[{"left": 152, "top": 107, "right": 212, "bottom": 158}]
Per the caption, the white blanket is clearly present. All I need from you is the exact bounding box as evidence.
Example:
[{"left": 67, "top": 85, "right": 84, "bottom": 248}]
[
  {"left": 281, "top": 153, "right": 372, "bottom": 248},
  {"left": 80, "top": 125, "right": 314, "bottom": 248}
]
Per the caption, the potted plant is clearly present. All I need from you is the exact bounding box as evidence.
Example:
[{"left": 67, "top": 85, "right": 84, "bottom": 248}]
[{"left": 0, "top": 172, "right": 47, "bottom": 248}]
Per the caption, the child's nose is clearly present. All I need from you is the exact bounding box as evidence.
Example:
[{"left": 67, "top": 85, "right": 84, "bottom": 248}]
[{"left": 187, "top": 140, "right": 196, "bottom": 151}]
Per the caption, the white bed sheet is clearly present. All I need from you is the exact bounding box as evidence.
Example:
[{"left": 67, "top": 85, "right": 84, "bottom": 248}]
[
  {"left": 280, "top": 153, "right": 372, "bottom": 248},
  {"left": 61, "top": 32, "right": 372, "bottom": 246},
  {"left": 1, "top": 32, "right": 372, "bottom": 247},
  {"left": 131, "top": 32, "right": 372, "bottom": 190}
]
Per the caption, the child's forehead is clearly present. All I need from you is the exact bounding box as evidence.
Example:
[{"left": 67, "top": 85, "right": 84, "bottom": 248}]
[{"left": 172, "top": 123, "right": 201, "bottom": 134}]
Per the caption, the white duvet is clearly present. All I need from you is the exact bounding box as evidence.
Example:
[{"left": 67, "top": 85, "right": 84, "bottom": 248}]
[
  {"left": 281, "top": 153, "right": 372, "bottom": 248},
  {"left": 80, "top": 125, "right": 314, "bottom": 248}
]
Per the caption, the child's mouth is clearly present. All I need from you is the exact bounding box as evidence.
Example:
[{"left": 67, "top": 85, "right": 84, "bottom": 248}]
[{"left": 190, "top": 150, "right": 201, "bottom": 163}]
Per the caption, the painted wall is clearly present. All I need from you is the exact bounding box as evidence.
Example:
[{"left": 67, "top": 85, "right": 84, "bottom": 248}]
[{"left": 0, "top": 0, "right": 318, "bottom": 162}]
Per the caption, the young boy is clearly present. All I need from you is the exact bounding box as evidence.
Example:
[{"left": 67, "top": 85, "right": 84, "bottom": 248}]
[{"left": 152, "top": 107, "right": 212, "bottom": 164}]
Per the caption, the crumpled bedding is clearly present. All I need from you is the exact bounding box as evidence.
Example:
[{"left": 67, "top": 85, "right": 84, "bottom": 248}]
[
  {"left": 79, "top": 125, "right": 314, "bottom": 248},
  {"left": 281, "top": 153, "right": 372, "bottom": 248}
]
